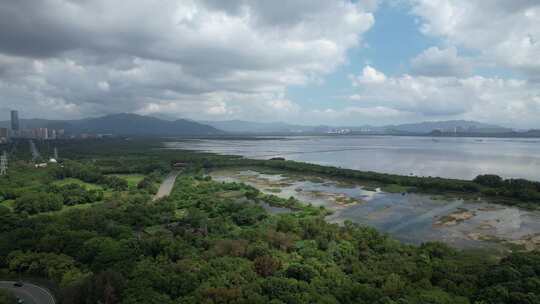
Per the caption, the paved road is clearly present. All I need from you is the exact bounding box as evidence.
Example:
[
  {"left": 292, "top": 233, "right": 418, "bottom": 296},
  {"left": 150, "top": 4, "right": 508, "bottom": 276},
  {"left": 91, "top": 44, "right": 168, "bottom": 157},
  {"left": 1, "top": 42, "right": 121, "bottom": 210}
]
[
  {"left": 153, "top": 170, "right": 180, "bottom": 201},
  {"left": 0, "top": 281, "right": 55, "bottom": 304}
]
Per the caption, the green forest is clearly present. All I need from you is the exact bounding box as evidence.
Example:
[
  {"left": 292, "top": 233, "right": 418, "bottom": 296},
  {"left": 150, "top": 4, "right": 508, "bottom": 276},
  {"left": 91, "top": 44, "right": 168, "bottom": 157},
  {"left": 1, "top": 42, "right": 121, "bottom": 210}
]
[{"left": 0, "top": 139, "right": 539, "bottom": 303}]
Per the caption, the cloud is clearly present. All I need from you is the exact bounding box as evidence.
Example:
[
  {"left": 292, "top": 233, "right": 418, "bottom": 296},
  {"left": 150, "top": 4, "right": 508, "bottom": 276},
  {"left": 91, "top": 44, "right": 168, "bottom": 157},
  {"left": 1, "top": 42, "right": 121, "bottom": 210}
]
[
  {"left": 306, "top": 106, "right": 417, "bottom": 126},
  {"left": 0, "top": 0, "right": 375, "bottom": 120},
  {"left": 135, "top": 91, "right": 301, "bottom": 123},
  {"left": 410, "top": 0, "right": 540, "bottom": 80},
  {"left": 410, "top": 46, "right": 472, "bottom": 77},
  {"left": 349, "top": 66, "right": 540, "bottom": 127},
  {"left": 350, "top": 65, "right": 387, "bottom": 84}
]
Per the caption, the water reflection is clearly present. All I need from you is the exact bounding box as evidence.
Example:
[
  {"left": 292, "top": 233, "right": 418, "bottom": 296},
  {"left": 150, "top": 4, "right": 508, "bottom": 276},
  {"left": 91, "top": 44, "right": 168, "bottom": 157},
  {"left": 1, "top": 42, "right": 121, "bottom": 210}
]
[
  {"left": 211, "top": 169, "right": 540, "bottom": 251},
  {"left": 166, "top": 136, "right": 540, "bottom": 180}
]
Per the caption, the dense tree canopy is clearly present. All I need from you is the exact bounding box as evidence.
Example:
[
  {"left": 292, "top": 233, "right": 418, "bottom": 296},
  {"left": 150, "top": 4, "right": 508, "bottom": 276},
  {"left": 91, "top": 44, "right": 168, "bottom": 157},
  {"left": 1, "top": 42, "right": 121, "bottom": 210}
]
[{"left": 0, "top": 138, "right": 538, "bottom": 304}]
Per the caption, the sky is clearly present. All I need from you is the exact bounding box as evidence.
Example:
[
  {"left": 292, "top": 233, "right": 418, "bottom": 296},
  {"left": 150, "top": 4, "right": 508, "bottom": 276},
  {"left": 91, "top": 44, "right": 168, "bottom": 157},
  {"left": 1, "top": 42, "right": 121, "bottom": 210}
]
[{"left": 0, "top": 0, "right": 539, "bottom": 128}]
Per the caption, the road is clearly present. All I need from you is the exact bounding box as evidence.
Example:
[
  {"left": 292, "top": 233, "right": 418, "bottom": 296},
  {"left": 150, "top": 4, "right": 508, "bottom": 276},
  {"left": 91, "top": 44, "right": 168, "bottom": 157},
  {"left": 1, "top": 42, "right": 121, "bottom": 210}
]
[
  {"left": 153, "top": 170, "right": 180, "bottom": 201},
  {"left": 0, "top": 281, "right": 55, "bottom": 304}
]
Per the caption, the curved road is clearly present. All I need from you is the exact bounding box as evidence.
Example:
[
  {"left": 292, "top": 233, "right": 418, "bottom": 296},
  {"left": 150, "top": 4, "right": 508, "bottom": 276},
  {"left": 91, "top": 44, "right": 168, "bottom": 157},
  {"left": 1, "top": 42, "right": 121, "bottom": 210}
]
[
  {"left": 0, "top": 281, "right": 55, "bottom": 304},
  {"left": 153, "top": 170, "right": 180, "bottom": 201}
]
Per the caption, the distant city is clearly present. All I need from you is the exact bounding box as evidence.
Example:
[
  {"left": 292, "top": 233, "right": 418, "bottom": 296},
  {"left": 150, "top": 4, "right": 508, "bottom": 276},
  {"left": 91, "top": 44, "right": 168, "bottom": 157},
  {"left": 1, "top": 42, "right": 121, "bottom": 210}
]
[
  {"left": 0, "top": 110, "right": 65, "bottom": 143},
  {"left": 1, "top": 110, "right": 539, "bottom": 141},
  {"left": 0, "top": 110, "right": 110, "bottom": 144}
]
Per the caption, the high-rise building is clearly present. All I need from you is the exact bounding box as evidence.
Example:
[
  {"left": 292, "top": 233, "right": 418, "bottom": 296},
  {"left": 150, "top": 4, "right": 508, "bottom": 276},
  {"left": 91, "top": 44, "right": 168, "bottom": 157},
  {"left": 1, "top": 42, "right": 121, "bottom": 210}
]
[
  {"left": 0, "top": 128, "right": 8, "bottom": 138},
  {"left": 10, "top": 110, "right": 19, "bottom": 132},
  {"left": 0, "top": 128, "right": 8, "bottom": 143},
  {"left": 36, "top": 128, "right": 48, "bottom": 140}
]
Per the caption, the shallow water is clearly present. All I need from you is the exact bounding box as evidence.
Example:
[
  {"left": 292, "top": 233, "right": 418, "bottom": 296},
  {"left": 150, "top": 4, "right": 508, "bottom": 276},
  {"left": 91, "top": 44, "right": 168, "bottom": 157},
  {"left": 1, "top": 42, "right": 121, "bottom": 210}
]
[
  {"left": 166, "top": 136, "right": 540, "bottom": 181},
  {"left": 211, "top": 168, "right": 540, "bottom": 251}
]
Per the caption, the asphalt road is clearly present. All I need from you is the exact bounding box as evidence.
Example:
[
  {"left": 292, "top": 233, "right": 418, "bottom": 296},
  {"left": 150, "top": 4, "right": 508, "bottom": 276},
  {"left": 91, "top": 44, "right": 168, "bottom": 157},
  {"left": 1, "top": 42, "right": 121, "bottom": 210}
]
[
  {"left": 0, "top": 281, "right": 55, "bottom": 304},
  {"left": 153, "top": 170, "right": 180, "bottom": 201}
]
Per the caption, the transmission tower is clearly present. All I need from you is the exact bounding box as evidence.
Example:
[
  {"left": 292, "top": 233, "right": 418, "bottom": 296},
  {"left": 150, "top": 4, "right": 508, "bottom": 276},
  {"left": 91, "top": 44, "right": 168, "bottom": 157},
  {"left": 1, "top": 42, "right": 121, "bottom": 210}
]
[
  {"left": 29, "top": 140, "right": 41, "bottom": 162},
  {"left": 0, "top": 151, "right": 7, "bottom": 176}
]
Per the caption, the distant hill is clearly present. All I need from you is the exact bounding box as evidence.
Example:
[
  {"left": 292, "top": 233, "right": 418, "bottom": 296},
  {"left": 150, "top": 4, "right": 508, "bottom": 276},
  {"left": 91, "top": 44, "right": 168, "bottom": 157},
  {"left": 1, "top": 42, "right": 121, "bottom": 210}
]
[
  {"left": 0, "top": 113, "right": 223, "bottom": 136},
  {"left": 385, "top": 120, "right": 512, "bottom": 134},
  {"left": 202, "top": 120, "right": 319, "bottom": 133},
  {"left": 73, "top": 113, "right": 222, "bottom": 136},
  {"left": 0, "top": 118, "right": 72, "bottom": 130},
  {"left": 201, "top": 119, "right": 512, "bottom": 135},
  {"left": 0, "top": 115, "right": 521, "bottom": 137}
]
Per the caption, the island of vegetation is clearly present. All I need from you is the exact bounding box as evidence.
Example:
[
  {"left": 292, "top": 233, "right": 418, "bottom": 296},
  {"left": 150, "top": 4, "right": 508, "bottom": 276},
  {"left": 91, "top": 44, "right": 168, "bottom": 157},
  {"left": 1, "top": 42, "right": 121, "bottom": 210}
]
[{"left": 0, "top": 138, "right": 539, "bottom": 304}]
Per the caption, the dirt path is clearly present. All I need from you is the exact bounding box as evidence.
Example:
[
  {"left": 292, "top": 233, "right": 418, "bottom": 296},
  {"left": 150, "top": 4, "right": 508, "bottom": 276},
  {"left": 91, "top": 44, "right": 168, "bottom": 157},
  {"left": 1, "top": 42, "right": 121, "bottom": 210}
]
[{"left": 153, "top": 170, "right": 180, "bottom": 201}]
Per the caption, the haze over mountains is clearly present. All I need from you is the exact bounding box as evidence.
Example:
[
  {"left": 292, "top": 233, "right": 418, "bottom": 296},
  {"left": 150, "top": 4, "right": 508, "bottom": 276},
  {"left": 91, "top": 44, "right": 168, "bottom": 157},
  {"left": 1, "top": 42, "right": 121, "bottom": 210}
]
[
  {"left": 0, "top": 113, "right": 222, "bottom": 136},
  {"left": 0, "top": 113, "right": 534, "bottom": 137},
  {"left": 203, "top": 119, "right": 513, "bottom": 135}
]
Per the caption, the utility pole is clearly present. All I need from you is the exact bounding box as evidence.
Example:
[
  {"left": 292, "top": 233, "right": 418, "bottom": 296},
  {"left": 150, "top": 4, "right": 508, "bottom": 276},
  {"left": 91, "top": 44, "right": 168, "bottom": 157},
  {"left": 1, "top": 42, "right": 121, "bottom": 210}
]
[{"left": 0, "top": 151, "right": 7, "bottom": 176}]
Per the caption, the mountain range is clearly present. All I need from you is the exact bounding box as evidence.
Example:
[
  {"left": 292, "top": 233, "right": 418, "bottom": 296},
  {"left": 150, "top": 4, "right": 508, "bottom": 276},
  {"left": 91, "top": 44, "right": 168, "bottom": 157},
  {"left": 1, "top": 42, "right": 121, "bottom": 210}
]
[
  {"left": 203, "top": 119, "right": 513, "bottom": 135},
  {"left": 0, "top": 113, "right": 222, "bottom": 136},
  {"left": 0, "top": 113, "right": 527, "bottom": 137}
]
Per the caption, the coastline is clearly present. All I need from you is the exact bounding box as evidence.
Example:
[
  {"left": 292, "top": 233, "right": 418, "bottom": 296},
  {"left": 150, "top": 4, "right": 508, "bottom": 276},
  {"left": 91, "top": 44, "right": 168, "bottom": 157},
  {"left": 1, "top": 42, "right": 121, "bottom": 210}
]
[{"left": 172, "top": 151, "right": 540, "bottom": 211}]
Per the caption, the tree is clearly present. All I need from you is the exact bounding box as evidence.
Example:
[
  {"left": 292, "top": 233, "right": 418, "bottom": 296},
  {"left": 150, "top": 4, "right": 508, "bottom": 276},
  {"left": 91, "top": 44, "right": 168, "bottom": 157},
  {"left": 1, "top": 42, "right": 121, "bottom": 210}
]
[
  {"left": 474, "top": 175, "right": 504, "bottom": 187},
  {"left": 382, "top": 274, "right": 405, "bottom": 297},
  {"left": 0, "top": 289, "right": 16, "bottom": 304},
  {"left": 13, "top": 192, "right": 62, "bottom": 214},
  {"left": 286, "top": 263, "right": 318, "bottom": 282},
  {"left": 254, "top": 255, "right": 281, "bottom": 277},
  {"left": 137, "top": 177, "right": 157, "bottom": 194}
]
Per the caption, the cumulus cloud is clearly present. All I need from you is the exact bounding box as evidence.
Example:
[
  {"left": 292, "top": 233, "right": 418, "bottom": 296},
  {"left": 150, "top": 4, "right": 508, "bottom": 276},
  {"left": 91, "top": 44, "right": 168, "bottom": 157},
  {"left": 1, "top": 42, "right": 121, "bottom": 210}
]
[
  {"left": 410, "top": 46, "right": 472, "bottom": 77},
  {"left": 135, "top": 90, "right": 301, "bottom": 123},
  {"left": 350, "top": 66, "right": 387, "bottom": 84},
  {"left": 0, "top": 0, "right": 375, "bottom": 120},
  {"left": 349, "top": 66, "right": 540, "bottom": 128},
  {"left": 410, "top": 0, "right": 540, "bottom": 80}
]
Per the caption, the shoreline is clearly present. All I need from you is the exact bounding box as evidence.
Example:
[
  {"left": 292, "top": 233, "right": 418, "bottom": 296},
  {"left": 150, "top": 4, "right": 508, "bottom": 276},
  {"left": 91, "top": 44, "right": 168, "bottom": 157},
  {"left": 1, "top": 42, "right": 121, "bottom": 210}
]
[
  {"left": 208, "top": 167, "right": 540, "bottom": 253},
  {"left": 163, "top": 136, "right": 540, "bottom": 182},
  {"left": 172, "top": 149, "right": 540, "bottom": 211}
]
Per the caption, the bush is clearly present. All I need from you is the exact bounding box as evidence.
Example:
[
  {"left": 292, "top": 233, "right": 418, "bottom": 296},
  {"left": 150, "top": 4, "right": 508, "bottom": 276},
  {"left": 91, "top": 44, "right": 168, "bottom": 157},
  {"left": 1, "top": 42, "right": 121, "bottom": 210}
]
[{"left": 14, "top": 192, "right": 63, "bottom": 214}]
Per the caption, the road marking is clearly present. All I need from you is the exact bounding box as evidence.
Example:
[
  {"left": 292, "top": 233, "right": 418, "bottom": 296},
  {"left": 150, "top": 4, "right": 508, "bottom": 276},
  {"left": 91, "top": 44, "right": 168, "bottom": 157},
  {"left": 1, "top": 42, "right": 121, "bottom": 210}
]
[{"left": 0, "top": 281, "right": 55, "bottom": 304}]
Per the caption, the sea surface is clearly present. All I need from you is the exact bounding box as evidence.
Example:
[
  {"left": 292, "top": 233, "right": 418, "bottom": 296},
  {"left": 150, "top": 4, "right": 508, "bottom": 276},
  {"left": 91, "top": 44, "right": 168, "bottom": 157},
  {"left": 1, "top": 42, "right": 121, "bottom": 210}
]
[{"left": 165, "top": 136, "right": 540, "bottom": 181}]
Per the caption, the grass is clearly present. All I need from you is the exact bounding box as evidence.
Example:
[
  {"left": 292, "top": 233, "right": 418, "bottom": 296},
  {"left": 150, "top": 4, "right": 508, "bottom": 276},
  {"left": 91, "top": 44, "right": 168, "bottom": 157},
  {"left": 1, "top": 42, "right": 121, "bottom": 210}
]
[
  {"left": 144, "top": 225, "right": 172, "bottom": 236},
  {"left": 265, "top": 188, "right": 282, "bottom": 193},
  {"left": 382, "top": 184, "right": 411, "bottom": 193},
  {"left": 216, "top": 190, "right": 245, "bottom": 199},
  {"left": 53, "top": 178, "right": 103, "bottom": 190},
  {"left": 35, "top": 202, "right": 100, "bottom": 217},
  {"left": 1, "top": 199, "right": 15, "bottom": 210},
  {"left": 110, "top": 174, "right": 146, "bottom": 188}
]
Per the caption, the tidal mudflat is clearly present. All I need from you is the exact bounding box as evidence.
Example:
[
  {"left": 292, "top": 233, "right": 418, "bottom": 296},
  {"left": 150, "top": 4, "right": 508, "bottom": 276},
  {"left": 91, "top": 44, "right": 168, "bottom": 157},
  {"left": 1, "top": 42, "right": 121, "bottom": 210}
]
[{"left": 210, "top": 168, "right": 540, "bottom": 252}]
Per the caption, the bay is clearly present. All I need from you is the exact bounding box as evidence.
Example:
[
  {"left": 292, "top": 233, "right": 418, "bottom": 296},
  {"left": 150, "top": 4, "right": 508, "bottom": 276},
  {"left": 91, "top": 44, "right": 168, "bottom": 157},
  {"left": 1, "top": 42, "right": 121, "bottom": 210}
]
[{"left": 165, "top": 135, "right": 540, "bottom": 181}]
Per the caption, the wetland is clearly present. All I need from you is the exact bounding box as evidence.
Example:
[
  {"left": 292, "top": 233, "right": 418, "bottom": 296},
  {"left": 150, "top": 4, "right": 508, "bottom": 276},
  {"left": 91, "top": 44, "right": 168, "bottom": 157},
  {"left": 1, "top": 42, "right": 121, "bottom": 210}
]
[{"left": 210, "top": 168, "right": 540, "bottom": 252}]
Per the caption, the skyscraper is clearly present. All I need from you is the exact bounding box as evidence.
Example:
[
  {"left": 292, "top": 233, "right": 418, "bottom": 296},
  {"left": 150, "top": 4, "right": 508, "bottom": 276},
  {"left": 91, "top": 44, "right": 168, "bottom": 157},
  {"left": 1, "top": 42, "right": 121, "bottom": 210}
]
[{"left": 10, "top": 110, "right": 19, "bottom": 132}]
